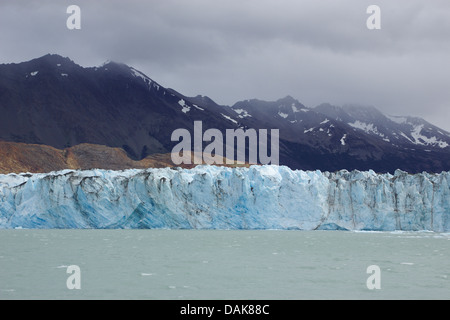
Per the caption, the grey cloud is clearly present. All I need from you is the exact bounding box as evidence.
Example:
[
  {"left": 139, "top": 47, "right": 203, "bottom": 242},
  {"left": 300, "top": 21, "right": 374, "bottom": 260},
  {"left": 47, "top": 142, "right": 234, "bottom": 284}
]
[{"left": 0, "top": 0, "right": 449, "bottom": 130}]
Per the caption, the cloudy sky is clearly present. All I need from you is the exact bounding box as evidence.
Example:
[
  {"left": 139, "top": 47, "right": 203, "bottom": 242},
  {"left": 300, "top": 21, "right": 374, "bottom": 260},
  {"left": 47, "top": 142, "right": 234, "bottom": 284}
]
[{"left": 1, "top": 0, "right": 449, "bottom": 130}]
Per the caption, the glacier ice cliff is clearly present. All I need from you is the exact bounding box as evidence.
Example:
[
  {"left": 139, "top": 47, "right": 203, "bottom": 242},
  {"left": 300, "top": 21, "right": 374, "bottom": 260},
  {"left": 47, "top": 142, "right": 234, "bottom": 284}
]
[{"left": 0, "top": 166, "right": 448, "bottom": 231}]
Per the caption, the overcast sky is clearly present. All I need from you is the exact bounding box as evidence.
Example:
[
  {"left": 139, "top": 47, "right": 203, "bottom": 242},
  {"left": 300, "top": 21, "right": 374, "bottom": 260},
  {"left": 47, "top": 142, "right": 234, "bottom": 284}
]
[{"left": 1, "top": 0, "right": 449, "bottom": 130}]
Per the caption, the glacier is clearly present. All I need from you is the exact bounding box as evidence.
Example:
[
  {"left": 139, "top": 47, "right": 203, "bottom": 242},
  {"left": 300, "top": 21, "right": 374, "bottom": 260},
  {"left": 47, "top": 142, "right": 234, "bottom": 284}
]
[{"left": 0, "top": 165, "right": 448, "bottom": 231}]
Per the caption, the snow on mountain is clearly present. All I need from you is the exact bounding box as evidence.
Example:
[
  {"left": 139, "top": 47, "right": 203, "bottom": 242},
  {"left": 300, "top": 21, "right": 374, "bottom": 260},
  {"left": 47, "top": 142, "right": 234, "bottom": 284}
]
[
  {"left": 233, "top": 108, "right": 252, "bottom": 118},
  {"left": 340, "top": 134, "right": 347, "bottom": 145},
  {"left": 178, "top": 99, "right": 191, "bottom": 113},
  {"left": 130, "top": 67, "right": 151, "bottom": 83},
  {"left": 226, "top": 97, "right": 450, "bottom": 173},
  {"left": 231, "top": 96, "right": 311, "bottom": 125},
  {"left": 221, "top": 113, "right": 238, "bottom": 124},
  {"left": 0, "top": 166, "right": 448, "bottom": 231},
  {"left": 313, "top": 104, "right": 450, "bottom": 150},
  {"left": 130, "top": 66, "right": 163, "bottom": 92},
  {"left": 192, "top": 104, "right": 204, "bottom": 111},
  {"left": 278, "top": 111, "right": 288, "bottom": 119},
  {"left": 409, "top": 124, "right": 448, "bottom": 149},
  {"left": 348, "top": 120, "right": 381, "bottom": 136},
  {"left": 1, "top": 54, "right": 449, "bottom": 174}
]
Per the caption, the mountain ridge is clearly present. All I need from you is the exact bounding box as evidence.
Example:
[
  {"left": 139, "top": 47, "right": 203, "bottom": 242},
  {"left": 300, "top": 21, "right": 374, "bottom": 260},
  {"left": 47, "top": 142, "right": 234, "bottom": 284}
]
[{"left": 0, "top": 54, "right": 449, "bottom": 173}]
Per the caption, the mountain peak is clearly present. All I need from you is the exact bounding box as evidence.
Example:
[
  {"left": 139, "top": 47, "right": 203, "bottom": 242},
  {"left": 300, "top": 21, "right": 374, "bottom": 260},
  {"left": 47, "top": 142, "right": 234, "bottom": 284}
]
[
  {"left": 342, "top": 104, "right": 384, "bottom": 120},
  {"left": 278, "top": 95, "right": 296, "bottom": 102},
  {"left": 99, "top": 60, "right": 134, "bottom": 73},
  {"left": 31, "top": 53, "right": 78, "bottom": 66},
  {"left": 314, "top": 103, "right": 351, "bottom": 121},
  {"left": 101, "top": 60, "right": 128, "bottom": 67}
]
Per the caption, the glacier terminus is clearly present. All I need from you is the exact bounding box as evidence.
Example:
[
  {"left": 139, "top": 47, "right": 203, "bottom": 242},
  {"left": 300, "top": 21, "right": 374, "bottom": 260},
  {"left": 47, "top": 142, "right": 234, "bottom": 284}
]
[{"left": 0, "top": 165, "right": 448, "bottom": 231}]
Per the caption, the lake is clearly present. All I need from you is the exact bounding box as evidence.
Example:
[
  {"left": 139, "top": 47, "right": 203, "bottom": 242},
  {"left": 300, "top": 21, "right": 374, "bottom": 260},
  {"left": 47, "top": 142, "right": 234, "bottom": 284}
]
[{"left": 0, "top": 229, "right": 448, "bottom": 300}]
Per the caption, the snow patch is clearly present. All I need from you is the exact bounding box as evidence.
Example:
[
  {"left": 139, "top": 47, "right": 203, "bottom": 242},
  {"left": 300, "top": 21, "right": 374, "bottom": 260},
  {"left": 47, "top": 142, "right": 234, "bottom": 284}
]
[
  {"left": 348, "top": 120, "right": 388, "bottom": 139},
  {"left": 234, "top": 109, "right": 252, "bottom": 118},
  {"left": 291, "top": 104, "right": 303, "bottom": 113},
  {"left": 221, "top": 113, "right": 238, "bottom": 124},
  {"left": 130, "top": 68, "right": 152, "bottom": 89},
  {"left": 400, "top": 132, "right": 414, "bottom": 143},
  {"left": 410, "top": 125, "right": 448, "bottom": 148},
  {"left": 349, "top": 121, "right": 377, "bottom": 134},
  {"left": 181, "top": 107, "right": 191, "bottom": 113},
  {"left": 178, "top": 99, "right": 191, "bottom": 113},
  {"left": 193, "top": 104, "right": 204, "bottom": 111},
  {"left": 340, "top": 134, "right": 347, "bottom": 145},
  {"left": 292, "top": 104, "right": 309, "bottom": 113},
  {"left": 278, "top": 112, "right": 288, "bottom": 119}
]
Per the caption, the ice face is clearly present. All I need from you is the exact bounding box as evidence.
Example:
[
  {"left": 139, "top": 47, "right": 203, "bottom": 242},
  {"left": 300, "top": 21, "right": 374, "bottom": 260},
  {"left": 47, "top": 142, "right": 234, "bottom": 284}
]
[{"left": 0, "top": 166, "right": 448, "bottom": 231}]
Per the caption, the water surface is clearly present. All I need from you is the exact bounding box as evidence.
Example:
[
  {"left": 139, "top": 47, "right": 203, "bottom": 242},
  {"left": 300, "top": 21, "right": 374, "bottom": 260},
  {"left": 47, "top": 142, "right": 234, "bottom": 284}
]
[{"left": 0, "top": 230, "right": 448, "bottom": 299}]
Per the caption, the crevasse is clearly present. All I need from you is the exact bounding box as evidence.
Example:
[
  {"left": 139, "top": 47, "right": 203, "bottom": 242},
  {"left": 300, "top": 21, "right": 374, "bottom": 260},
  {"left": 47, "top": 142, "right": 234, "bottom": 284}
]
[{"left": 0, "top": 166, "right": 448, "bottom": 231}]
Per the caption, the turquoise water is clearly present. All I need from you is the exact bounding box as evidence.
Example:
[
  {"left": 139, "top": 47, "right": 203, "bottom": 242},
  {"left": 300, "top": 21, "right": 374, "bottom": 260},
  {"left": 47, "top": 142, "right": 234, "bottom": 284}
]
[{"left": 0, "top": 230, "right": 448, "bottom": 300}]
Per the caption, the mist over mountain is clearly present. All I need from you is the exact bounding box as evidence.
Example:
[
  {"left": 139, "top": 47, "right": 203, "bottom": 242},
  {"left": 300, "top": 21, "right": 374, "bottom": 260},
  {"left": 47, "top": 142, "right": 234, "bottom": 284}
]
[{"left": 0, "top": 54, "right": 449, "bottom": 173}]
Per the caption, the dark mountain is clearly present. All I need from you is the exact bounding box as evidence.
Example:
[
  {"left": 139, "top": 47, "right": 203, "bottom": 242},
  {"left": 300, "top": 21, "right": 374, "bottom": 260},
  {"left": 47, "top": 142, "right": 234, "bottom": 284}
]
[
  {"left": 0, "top": 54, "right": 449, "bottom": 173},
  {"left": 230, "top": 98, "right": 450, "bottom": 173},
  {"left": 0, "top": 54, "right": 240, "bottom": 160}
]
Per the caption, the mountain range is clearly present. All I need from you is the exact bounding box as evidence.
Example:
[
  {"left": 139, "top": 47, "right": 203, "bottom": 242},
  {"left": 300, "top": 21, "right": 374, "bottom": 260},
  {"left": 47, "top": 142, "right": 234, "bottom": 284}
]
[{"left": 0, "top": 54, "right": 449, "bottom": 174}]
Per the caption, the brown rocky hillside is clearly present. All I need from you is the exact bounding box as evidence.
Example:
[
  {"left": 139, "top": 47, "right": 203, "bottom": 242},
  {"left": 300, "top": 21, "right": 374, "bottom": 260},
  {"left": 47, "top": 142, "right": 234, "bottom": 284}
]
[{"left": 0, "top": 141, "right": 248, "bottom": 174}]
